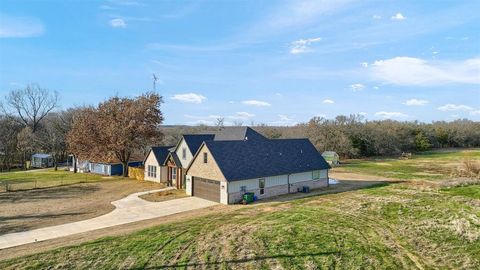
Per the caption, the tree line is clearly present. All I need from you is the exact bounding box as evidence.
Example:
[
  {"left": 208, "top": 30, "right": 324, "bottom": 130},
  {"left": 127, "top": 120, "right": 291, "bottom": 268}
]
[
  {"left": 0, "top": 84, "right": 163, "bottom": 175},
  {"left": 1, "top": 84, "right": 479, "bottom": 173}
]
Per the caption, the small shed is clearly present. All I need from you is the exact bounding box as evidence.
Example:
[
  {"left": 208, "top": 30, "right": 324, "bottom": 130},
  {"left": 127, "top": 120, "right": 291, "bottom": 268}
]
[
  {"left": 322, "top": 151, "right": 340, "bottom": 166},
  {"left": 31, "top": 153, "right": 53, "bottom": 168}
]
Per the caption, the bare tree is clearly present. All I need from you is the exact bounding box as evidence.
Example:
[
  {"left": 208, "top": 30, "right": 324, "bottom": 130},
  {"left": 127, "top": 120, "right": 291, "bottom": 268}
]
[{"left": 6, "top": 84, "right": 59, "bottom": 132}]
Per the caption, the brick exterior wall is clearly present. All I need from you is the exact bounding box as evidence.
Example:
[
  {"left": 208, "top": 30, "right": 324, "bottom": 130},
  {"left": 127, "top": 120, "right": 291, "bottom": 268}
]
[
  {"left": 187, "top": 144, "right": 226, "bottom": 181},
  {"left": 289, "top": 178, "right": 328, "bottom": 193},
  {"left": 227, "top": 178, "right": 328, "bottom": 204}
]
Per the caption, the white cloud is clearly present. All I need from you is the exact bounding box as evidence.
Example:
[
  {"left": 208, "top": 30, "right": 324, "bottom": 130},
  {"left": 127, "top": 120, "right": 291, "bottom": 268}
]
[
  {"left": 372, "top": 15, "right": 382, "bottom": 19},
  {"left": 0, "top": 15, "right": 44, "bottom": 38},
  {"left": 470, "top": 110, "right": 480, "bottom": 116},
  {"left": 403, "top": 99, "right": 429, "bottom": 106},
  {"left": 109, "top": 18, "right": 127, "bottom": 28},
  {"left": 269, "top": 114, "right": 297, "bottom": 126},
  {"left": 322, "top": 99, "right": 334, "bottom": 104},
  {"left": 290, "top": 37, "right": 322, "bottom": 54},
  {"left": 350, "top": 83, "right": 366, "bottom": 92},
  {"left": 228, "top": 112, "right": 255, "bottom": 120},
  {"left": 375, "top": 111, "right": 408, "bottom": 119},
  {"left": 242, "top": 100, "right": 272, "bottom": 107},
  {"left": 171, "top": 93, "right": 207, "bottom": 104},
  {"left": 373, "top": 86, "right": 380, "bottom": 90},
  {"left": 437, "top": 104, "right": 473, "bottom": 111},
  {"left": 371, "top": 57, "right": 480, "bottom": 85},
  {"left": 279, "top": 114, "right": 293, "bottom": 121},
  {"left": 391, "top": 13, "right": 406, "bottom": 20},
  {"left": 358, "top": 112, "right": 368, "bottom": 116},
  {"left": 361, "top": 62, "right": 369, "bottom": 68}
]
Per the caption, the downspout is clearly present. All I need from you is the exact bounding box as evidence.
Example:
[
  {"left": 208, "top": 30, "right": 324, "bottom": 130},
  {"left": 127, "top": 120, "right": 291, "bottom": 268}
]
[
  {"left": 327, "top": 169, "right": 330, "bottom": 187},
  {"left": 287, "top": 174, "right": 290, "bottom": 193}
]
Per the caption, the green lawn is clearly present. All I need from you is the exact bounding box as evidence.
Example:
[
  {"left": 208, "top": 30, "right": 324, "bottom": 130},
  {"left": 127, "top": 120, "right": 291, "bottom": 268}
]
[
  {"left": 0, "top": 170, "right": 122, "bottom": 191},
  {"left": 337, "top": 149, "right": 480, "bottom": 181},
  {"left": 1, "top": 149, "right": 479, "bottom": 269},
  {"left": 1, "top": 181, "right": 479, "bottom": 269}
]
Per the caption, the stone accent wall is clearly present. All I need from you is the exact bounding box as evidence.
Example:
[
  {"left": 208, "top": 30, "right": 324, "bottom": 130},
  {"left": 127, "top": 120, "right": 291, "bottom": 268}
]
[
  {"left": 289, "top": 178, "right": 328, "bottom": 193},
  {"left": 228, "top": 178, "right": 328, "bottom": 204},
  {"left": 228, "top": 184, "right": 289, "bottom": 204}
]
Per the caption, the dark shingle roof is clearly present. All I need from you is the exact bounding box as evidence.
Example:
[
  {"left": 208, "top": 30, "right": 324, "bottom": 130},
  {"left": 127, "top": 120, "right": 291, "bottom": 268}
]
[
  {"left": 204, "top": 139, "right": 330, "bottom": 181},
  {"left": 211, "top": 127, "right": 268, "bottom": 141},
  {"left": 149, "top": 146, "right": 174, "bottom": 165},
  {"left": 183, "top": 134, "right": 216, "bottom": 155}
]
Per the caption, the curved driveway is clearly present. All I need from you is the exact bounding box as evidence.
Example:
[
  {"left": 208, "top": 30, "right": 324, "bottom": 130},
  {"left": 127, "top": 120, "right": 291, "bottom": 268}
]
[{"left": 0, "top": 188, "right": 217, "bottom": 250}]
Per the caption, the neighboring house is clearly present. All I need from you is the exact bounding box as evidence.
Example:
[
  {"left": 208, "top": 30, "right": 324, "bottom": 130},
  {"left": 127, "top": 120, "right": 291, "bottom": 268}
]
[
  {"left": 143, "top": 146, "right": 174, "bottom": 183},
  {"left": 186, "top": 138, "right": 331, "bottom": 204},
  {"left": 161, "top": 127, "right": 268, "bottom": 189},
  {"left": 31, "top": 153, "right": 53, "bottom": 168},
  {"left": 322, "top": 151, "right": 340, "bottom": 166},
  {"left": 68, "top": 155, "right": 143, "bottom": 176}
]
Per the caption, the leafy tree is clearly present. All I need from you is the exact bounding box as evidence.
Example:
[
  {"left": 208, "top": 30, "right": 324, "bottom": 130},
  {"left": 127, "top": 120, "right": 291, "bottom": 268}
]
[
  {"left": 68, "top": 93, "right": 164, "bottom": 176},
  {"left": 414, "top": 132, "right": 431, "bottom": 152}
]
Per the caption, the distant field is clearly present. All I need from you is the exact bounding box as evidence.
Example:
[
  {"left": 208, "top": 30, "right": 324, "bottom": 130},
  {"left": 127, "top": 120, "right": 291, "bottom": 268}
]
[
  {"left": 0, "top": 170, "right": 122, "bottom": 191},
  {"left": 336, "top": 149, "right": 480, "bottom": 181}
]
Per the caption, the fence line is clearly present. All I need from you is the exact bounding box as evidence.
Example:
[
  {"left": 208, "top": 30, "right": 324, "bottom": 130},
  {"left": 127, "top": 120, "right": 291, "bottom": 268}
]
[{"left": 0, "top": 173, "right": 101, "bottom": 192}]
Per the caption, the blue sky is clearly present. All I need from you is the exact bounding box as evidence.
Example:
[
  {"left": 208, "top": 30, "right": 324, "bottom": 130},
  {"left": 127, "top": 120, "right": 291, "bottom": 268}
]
[{"left": 0, "top": 0, "right": 479, "bottom": 125}]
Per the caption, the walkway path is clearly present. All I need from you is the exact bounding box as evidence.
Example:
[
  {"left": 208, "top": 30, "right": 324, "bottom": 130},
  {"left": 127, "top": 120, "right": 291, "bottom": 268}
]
[{"left": 0, "top": 188, "right": 217, "bottom": 249}]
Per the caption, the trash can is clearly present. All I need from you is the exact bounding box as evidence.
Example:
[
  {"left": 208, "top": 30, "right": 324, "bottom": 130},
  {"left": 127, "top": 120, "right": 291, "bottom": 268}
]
[
  {"left": 243, "top": 192, "right": 254, "bottom": 203},
  {"left": 302, "top": 186, "right": 310, "bottom": 193}
]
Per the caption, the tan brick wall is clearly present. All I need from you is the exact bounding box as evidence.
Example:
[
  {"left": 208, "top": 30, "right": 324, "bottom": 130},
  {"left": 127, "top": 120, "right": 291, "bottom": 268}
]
[{"left": 187, "top": 144, "right": 226, "bottom": 181}]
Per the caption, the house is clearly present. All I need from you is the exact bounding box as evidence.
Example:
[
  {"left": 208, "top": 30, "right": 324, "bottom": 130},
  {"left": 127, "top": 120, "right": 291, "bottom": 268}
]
[
  {"left": 143, "top": 146, "right": 174, "bottom": 183},
  {"left": 87, "top": 161, "right": 143, "bottom": 176},
  {"left": 68, "top": 155, "right": 143, "bottom": 176},
  {"left": 186, "top": 138, "right": 331, "bottom": 204},
  {"left": 161, "top": 127, "right": 268, "bottom": 189},
  {"left": 31, "top": 153, "right": 53, "bottom": 168}
]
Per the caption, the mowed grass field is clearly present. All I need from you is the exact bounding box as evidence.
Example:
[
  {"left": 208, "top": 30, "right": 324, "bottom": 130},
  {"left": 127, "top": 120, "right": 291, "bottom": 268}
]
[
  {"left": 336, "top": 149, "right": 480, "bottom": 181},
  {"left": 1, "top": 149, "right": 479, "bottom": 269}
]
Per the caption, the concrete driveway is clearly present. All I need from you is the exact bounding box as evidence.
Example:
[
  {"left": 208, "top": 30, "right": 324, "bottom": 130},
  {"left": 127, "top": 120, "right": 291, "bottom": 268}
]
[{"left": 0, "top": 188, "right": 217, "bottom": 250}]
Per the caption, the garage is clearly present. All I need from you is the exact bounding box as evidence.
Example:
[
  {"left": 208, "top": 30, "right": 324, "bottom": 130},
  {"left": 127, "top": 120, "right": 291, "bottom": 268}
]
[{"left": 192, "top": 177, "right": 221, "bottom": 202}]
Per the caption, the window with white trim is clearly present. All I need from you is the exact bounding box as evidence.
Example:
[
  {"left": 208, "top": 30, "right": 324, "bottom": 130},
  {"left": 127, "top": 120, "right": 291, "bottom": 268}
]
[
  {"left": 182, "top": 147, "right": 187, "bottom": 160},
  {"left": 147, "top": 165, "right": 157, "bottom": 178},
  {"left": 312, "top": 170, "right": 320, "bottom": 180},
  {"left": 203, "top": 152, "right": 208, "bottom": 163},
  {"left": 172, "top": 167, "right": 177, "bottom": 180},
  {"left": 259, "top": 178, "right": 265, "bottom": 195}
]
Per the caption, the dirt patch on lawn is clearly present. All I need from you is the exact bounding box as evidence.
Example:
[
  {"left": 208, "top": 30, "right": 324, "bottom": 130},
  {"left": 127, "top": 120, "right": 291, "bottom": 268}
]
[
  {"left": 139, "top": 189, "right": 188, "bottom": 202},
  {"left": 0, "top": 179, "right": 161, "bottom": 235},
  {"left": 329, "top": 169, "right": 398, "bottom": 181}
]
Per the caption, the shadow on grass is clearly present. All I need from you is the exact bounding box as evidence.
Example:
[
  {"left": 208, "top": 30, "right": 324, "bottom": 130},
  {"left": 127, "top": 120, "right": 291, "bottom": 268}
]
[
  {"left": 139, "top": 251, "right": 341, "bottom": 269},
  {"left": 0, "top": 212, "right": 88, "bottom": 235},
  {"left": 257, "top": 180, "right": 404, "bottom": 204},
  {"left": 0, "top": 185, "right": 100, "bottom": 203}
]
